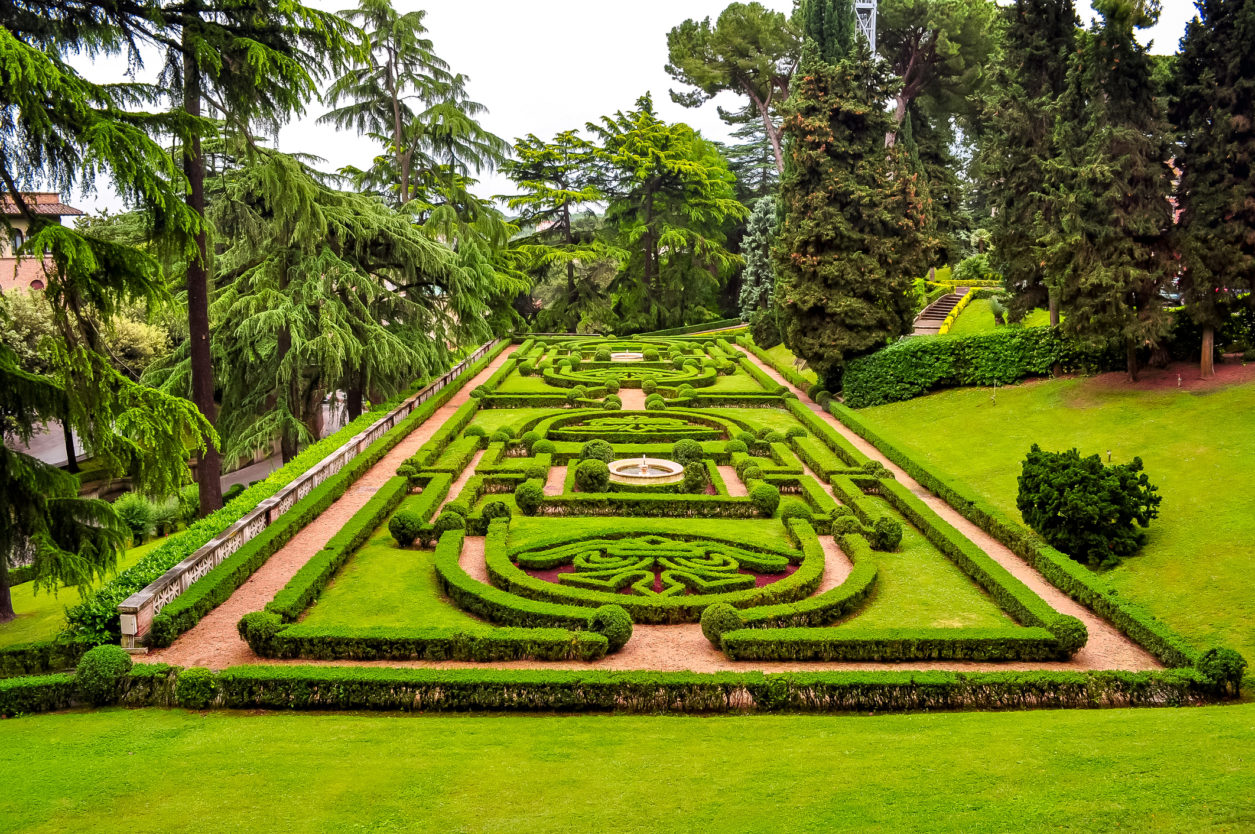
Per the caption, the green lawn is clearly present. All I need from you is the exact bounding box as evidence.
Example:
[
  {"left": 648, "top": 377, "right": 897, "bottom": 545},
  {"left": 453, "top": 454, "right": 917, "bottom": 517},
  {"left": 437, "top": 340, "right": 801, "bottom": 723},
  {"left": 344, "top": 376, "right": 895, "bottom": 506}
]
[
  {"left": 508, "top": 516, "right": 783, "bottom": 551},
  {"left": 1, "top": 707, "right": 1252, "bottom": 833},
  {"left": 855, "top": 375, "right": 1255, "bottom": 660},
  {"left": 765, "top": 343, "right": 818, "bottom": 383},
  {"left": 495, "top": 374, "right": 563, "bottom": 394},
  {"left": 949, "top": 299, "right": 1052, "bottom": 335},
  {"left": 0, "top": 535, "right": 170, "bottom": 649},
  {"left": 705, "top": 369, "right": 768, "bottom": 393},
  {"left": 300, "top": 527, "right": 487, "bottom": 630},
  {"left": 710, "top": 407, "right": 807, "bottom": 434},
  {"left": 466, "top": 407, "right": 555, "bottom": 435}
]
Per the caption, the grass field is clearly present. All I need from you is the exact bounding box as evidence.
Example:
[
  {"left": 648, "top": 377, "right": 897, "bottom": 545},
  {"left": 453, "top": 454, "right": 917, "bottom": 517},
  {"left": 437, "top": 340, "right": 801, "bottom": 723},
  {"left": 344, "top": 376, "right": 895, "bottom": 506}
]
[
  {"left": 1, "top": 706, "right": 1252, "bottom": 833},
  {"left": 766, "top": 343, "right": 818, "bottom": 383},
  {"left": 0, "top": 535, "right": 170, "bottom": 649},
  {"left": 949, "top": 299, "right": 1052, "bottom": 335},
  {"left": 854, "top": 374, "right": 1255, "bottom": 661}
]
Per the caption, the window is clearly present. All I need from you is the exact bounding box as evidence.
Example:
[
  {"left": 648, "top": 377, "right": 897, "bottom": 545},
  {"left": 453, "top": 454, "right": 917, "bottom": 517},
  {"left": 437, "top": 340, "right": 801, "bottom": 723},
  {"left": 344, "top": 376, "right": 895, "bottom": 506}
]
[{"left": 28, "top": 279, "right": 44, "bottom": 291}]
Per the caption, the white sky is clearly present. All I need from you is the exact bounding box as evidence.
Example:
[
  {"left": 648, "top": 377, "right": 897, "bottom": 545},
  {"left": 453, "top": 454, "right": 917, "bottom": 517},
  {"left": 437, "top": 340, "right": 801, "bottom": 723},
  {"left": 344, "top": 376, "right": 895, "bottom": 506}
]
[{"left": 67, "top": 0, "right": 1198, "bottom": 216}]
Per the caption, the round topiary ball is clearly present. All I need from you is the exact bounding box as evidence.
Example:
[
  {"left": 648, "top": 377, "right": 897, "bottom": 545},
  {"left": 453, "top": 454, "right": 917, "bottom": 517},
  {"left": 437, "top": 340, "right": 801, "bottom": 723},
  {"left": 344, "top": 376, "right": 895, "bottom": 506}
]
[
  {"left": 580, "top": 439, "right": 615, "bottom": 463},
  {"left": 434, "top": 511, "right": 467, "bottom": 534},
  {"left": 1050, "top": 615, "right": 1089, "bottom": 654},
  {"left": 520, "top": 430, "right": 541, "bottom": 450},
  {"left": 490, "top": 428, "right": 513, "bottom": 444},
  {"left": 76, "top": 644, "right": 133, "bottom": 706},
  {"left": 531, "top": 439, "right": 555, "bottom": 455},
  {"left": 388, "top": 509, "right": 424, "bottom": 546},
  {"left": 785, "top": 426, "right": 807, "bottom": 439},
  {"left": 832, "top": 516, "right": 863, "bottom": 536},
  {"left": 590, "top": 604, "right": 633, "bottom": 652},
  {"left": 643, "top": 349, "right": 660, "bottom": 361},
  {"left": 700, "top": 602, "right": 744, "bottom": 645},
  {"left": 514, "top": 481, "right": 544, "bottom": 515},
  {"left": 605, "top": 379, "right": 621, "bottom": 394},
  {"left": 464, "top": 425, "right": 487, "bottom": 438},
  {"left": 482, "top": 500, "right": 512, "bottom": 522},
  {"left": 575, "top": 458, "right": 611, "bottom": 492},
  {"left": 176, "top": 666, "right": 218, "bottom": 710},
  {"left": 725, "top": 439, "right": 748, "bottom": 454},
  {"left": 870, "top": 516, "right": 903, "bottom": 551},
  {"left": 444, "top": 500, "right": 471, "bottom": 518},
  {"left": 672, "top": 439, "right": 703, "bottom": 466},
  {"left": 735, "top": 430, "right": 757, "bottom": 447},
  {"left": 779, "top": 499, "right": 814, "bottom": 523},
  {"left": 641, "top": 377, "right": 658, "bottom": 394},
  {"left": 645, "top": 398, "right": 666, "bottom": 411},
  {"left": 749, "top": 482, "right": 781, "bottom": 517},
  {"left": 518, "top": 361, "right": 535, "bottom": 377},
  {"left": 595, "top": 348, "right": 611, "bottom": 362},
  {"left": 763, "top": 430, "right": 786, "bottom": 444},
  {"left": 741, "top": 465, "right": 763, "bottom": 482}
]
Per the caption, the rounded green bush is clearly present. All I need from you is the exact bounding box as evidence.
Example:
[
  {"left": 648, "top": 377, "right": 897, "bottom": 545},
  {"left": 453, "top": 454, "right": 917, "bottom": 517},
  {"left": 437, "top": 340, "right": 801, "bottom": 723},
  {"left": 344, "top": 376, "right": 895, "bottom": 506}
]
[
  {"left": 444, "top": 499, "right": 471, "bottom": 518},
  {"left": 489, "top": 428, "right": 513, "bottom": 444},
  {"left": 682, "top": 462, "right": 708, "bottom": 493},
  {"left": 434, "top": 511, "right": 467, "bottom": 533},
  {"left": 741, "top": 465, "right": 763, "bottom": 481},
  {"left": 602, "top": 399, "right": 620, "bottom": 411},
  {"left": 672, "top": 438, "right": 704, "bottom": 466},
  {"left": 735, "top": 457, "right": 758, "bottom": 480},
  {"left": 580, "top": 439, "right": 615, "bottom": 463},
  {"left": 756, "top": 427, "right": 773, "bottom": 440},
  {"left": 594, "top": 348, "right": 611, "bottom": 362},
  {"left": 779, "top": 499, "right": 814, "bottom": 523},
  {"left": 749, "top": 482, "right": 781, "bottom": 517},
  {"left": 514, "top": 481, "right": 544, "bottom": 515},
  {"left": 735, "top": 430, "right": 757, "bottom": 446},
  {"left": 832, "top": 516, "right": 863, "bottom": 536},
  {"left": 523, "top": 463, "right": 548, "bottom": 481},
  {"left": 785, "top": 426, "right": 807, "bottom": 439},
  {"left": 725, "top": 439, "right": 748, "bottom": 454},
  {"left": 700, "top": 602, "right": 744, "bottom": 645},
  {"left": 76, "top": 645, "right": 133, "bottom": 706},
  {"left": 643, "top": 349, "right": 660, "bottom": 361},
  {"left": 482, "top": 500, "right": 512, "bottom": 522},
  {"left": 641, "top": 377, "right": 658, "bottom": 394},
  {"left": 518, "top": 361, "right": 535, "bottom": 377},
  {"left": 645, "top": 397, "right": 666, "bottom": 411},
  {"left": 520, "top": 430, "right": 541, "bottom": 450},
  {"left": 590, "top": 604, "right": 633, "bottom": 652},
  {"left": 532, "top": 439, "right": 556, "bottom": 455},
  {"left": 464, "top": 425, "right": 487, "bottom": 438},
  {"left": 395, "top": 462, "right": 419, "bottom": 484},
  {"left": 237, "top": 611, "right": 283, "bottom": 655},
  {"left": 1197, "top": 647, "right": 1248, "bottom": 696},
  {"left": 604, "top": 379, "right": 621, "bottom": 394},
  {"left": 870, "top": 517, "right": 904, "bottom": 551},
  {"left": 763, "top": 430, "right": 786, "bottom": 444},
  {"left": 176, "top": 667, "right": 218, "bottom": 710},
  {"left": 575, "top": 458, "right": 611, "bottom": 492},
  {"left": 1051, "top": 615, "right": 1088, "bottom": 654},
  {"left": 677, "top": 383, "right": 696, "bottom": 398},
  {"left": 388, "top": 509, "right": 424, "bottom": 546}
]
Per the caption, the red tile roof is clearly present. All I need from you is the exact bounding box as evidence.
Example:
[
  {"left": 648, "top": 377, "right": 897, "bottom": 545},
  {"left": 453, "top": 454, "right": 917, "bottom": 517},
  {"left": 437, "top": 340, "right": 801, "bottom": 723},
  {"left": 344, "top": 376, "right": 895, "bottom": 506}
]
[{"left": 1, "top": 192, "right": 85, "bottom": 217}]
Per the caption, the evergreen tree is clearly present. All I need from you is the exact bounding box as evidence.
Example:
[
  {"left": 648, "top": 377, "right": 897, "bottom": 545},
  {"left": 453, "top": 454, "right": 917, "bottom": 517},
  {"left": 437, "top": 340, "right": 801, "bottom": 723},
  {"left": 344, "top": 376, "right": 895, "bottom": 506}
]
[
  {"left": 1174, "top": 0, "right": 1255, "bottom": 377},
  {"left": 716, "top": 118, "right": 781, "bottom": 203},
  {"left": 588, "top": 95, "right": 747, "bottom": 331},
  {"left": 978, "top": 0, "right": 1077, "bottom": 323},
  {"left": 739, "top": 196, "right": 778, "bottom": 319},
  {"left": 773, "top": 39, "right": 928, "bottom": 386},
  {"left": 665, "top": 2, "right": 801, "bottom": 173},
  {"left": 800, "top": 0, "right": 857, "bottom": 63},
  {"left": 1041, "top": 0, "right": 1176, "bottom": 381}
]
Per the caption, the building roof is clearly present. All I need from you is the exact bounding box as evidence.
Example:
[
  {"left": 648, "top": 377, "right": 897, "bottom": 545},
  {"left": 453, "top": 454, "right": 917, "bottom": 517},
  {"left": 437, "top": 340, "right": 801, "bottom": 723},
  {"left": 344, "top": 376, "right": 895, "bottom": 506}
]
[{"left": 1, "top": 192, "right": 85, "bottom": 217}]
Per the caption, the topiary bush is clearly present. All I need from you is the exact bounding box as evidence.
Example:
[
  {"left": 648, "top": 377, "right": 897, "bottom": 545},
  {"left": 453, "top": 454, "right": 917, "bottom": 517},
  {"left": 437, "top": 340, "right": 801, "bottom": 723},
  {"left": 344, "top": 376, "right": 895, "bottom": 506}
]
[
  {"left": 832, "top": 516, "right": 863, "bottom": 536},
  {"left": 735, "top": 430, "right": 757, "bottom": 447},
  {"left": 682, "top": 462, "right": 708, "bottom": 493},
  {"left": 518, "top": 361, "right": 536, "bottom": 376},
  {"left": 594, "top": 348, "right": 611, "bottom": 361},
  {"left": 1050, "top": 615, "right": 1089, "bottom": 654},
  {"left": 749, "top": 483, "right": 781, "bottom": 517},
  {"left": 482, "top": 500, "right": 512, "bottom": 522},
  {"left": 434, "top": 511, "right": 467, "bottom": 534},
  {"left": 870, "top": 517, "right": 904, "bottom": 551},
  {"left": 444, "top": 500, "right": 471, "bottom": 518},
  {"left": 741, "top": 465, "right": 763, "bottom": 482},
  {"left": 520, "top": 430, "right": 541, "bottom": 450},
  {"left": 763, "top": 430, "right": 785, "bottom": 444},
  {"left": 575, "top": 459, "right": 611, "bottom": 492},
  {"left": 641, "top": 377, "right": 658, "bottom": 394},
  {"left": 388, "top": 510, "right": 424, "bottom": 547},
  {"left": 643, "top": 348, "right": 660, "bottom": 361},
  {"left": 1197, "top": 647, "right": 1248, "bottom": 697},
  {"left": 176, "top": 667, "right": 218, "bottom": 710},
  {"left": 700, "top": 602, "right": 745, "bottom": 645},
  {"left": 514, "top": 481, "right": 544, "bottom": 516},
  {"left": 75, "top": 645, "right": 133, "bottom": 706},
  {"left": 605, "top": 379, "right": 620, "bottom": 394},
  {"left": 779, "top": 499, "right": 814, "bottom": 523},
  {"left": 238, "top": 611, "right": 283, "bottom": 655},
  {"left": 672, "top": 439, "right": 704, "bottom": 466},
  {"left": 490, "top": 428, "right": 513, "bottom": 444},
  {"left": 590, "top": 604, "right": 633, "bottom": 652},
  {"left": 725, "top": 439, "right": 748, "bottom": 454},
  {"left": 566, "top": 386, "right": 588, "bottom": 405},
  {"left": 580, "top": 439, "right": 615, "bottom": 463},
  {"left": 532, "top": 439, "right": 555, "bottom": 455},
  {"left": 1017, "top": 445, "right": 1161, "bottom": 568},
  {"left": 464, "top": 425, "right": 487, "bottom": 438},
  {"left": 523, "top": 463, "right": 548, "bottom": 482},
  {"left": 785, "top": 426, "right": 807, "bottom": 439},
  {"left": 645, "top": 395, "right": 666, "bottom": 411}
]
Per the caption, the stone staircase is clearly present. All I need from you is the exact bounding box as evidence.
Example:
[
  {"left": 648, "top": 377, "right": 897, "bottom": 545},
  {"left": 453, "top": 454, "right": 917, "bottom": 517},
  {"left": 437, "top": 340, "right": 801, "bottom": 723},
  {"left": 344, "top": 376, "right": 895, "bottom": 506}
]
[{"left": 912, "top": 287, "right": 970, "bottom": 335}]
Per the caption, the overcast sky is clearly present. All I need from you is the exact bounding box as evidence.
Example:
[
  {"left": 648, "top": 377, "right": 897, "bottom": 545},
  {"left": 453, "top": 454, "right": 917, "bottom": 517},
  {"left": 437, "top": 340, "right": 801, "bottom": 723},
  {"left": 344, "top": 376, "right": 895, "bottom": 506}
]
[{"left": 69, "top": 0, "right": 1198, "bottom": 216}]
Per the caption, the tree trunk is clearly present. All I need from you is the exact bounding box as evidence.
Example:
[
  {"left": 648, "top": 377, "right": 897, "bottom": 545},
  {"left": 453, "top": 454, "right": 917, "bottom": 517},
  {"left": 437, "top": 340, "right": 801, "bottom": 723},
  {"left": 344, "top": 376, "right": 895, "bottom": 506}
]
[
  {"left": 182, "top": 38, "right": 223, "bottom": 518},
  {"left": 1200, "top": 325, "right": 1215, "bottom": 378},
  {"left": 0, "top": 558, "right": 14, "bottom": 623},
  {"left": 1048, "top": 289, "right": 1060, "bottom": 327},
  {"left": 1126, "top": 338, "right": 1139, "bottom": 383},
  {"left": 61, "top": 418, "right": 78, "bottom": 474},
  {"left": 885, "top": 94, "right": 909, "bottom": 147}
]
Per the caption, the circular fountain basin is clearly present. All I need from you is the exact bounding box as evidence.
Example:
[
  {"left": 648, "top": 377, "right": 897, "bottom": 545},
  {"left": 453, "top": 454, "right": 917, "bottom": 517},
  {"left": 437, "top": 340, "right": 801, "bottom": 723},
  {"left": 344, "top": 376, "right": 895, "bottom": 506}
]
[
  {"left": 608, "top": 458, "right": 684, "bottom": 485},
  {"left": 610, "top": 352, "right": 644, "bottom": 362}
]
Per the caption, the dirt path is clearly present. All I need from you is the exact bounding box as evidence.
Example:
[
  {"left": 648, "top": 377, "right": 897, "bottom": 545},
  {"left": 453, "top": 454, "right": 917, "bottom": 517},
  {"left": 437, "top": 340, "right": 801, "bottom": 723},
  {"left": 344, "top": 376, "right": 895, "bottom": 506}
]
[
  {"left": 147, "top": 347, "right": 517, "bottom": 670},
  {"left": 619, "top": 389, "right": 646, "bottom": 410},
  {"left": 717, "top": 465, "right": 747, "bottom": 497},
  {"left": 741, "top": 352, "right": 1159, "bottom": 672},
  {"left": 438, "top": 450, "right": 485, "bottom": 514},
  {"left": 543, "top": 465, "right": 566, "bottom": 496}
]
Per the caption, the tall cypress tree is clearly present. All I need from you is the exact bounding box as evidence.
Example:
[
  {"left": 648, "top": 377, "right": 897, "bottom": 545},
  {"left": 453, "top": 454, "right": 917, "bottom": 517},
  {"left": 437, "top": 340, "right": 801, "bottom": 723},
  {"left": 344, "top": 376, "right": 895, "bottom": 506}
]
[
  {"left": 800, "top": 0, "right": 856, "bottom": 64},
  {"left": 1174, "top": 0, "right": 1255, "bottom": 377},
  {"left": 977, "top": 0, "right": 1077, "bottom": 324},
  {"left": 1041, "top": 0, "right": 1176, "bottom": 381},
  {"left": 739, "top": 195, "right": 778, "bottom": 319}
]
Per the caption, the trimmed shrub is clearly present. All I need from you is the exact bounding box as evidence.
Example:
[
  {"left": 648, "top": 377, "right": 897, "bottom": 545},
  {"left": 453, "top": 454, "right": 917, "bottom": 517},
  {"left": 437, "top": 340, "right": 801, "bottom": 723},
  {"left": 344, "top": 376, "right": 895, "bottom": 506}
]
[
  {"left": 750, "top": 483, "right": 781, "bottom": 516},
  {"left": 735, "top": 431, "right": 757, "bottom": 446},
  {"left": 595, "top": 348, "right": 611, "bottom": 361},
  {"left": 532, "top": 439, "right": 556, "bottom": 455},
  {"left": 434, "top": 511, "right": 467, "bottom": 533},
  {"left": 489, "top": 428, "right": 513, "bottom": 444},
  {"left": 482, "top": 500, "right": 512, "bottom": 522},
  {"left": 869, "top": 517, "right": 904, "bottom": 551},
  {"left": 742, "top": 465, "right": 763, "bottom": 481},
  {"left": 238, "top": 611, "right": 284, "bottom": 656},
  {"left": 779, "top": 499, "right": 814, "bottom": 523},
  {"left": 523, "top": 462, "right": 548, "bottom": 482},
  {"left": 518, "top": 361, "right": 536, "bottom": 376},
  {"left": 1197, "top": 648, "right": 1247, "bottom": 696},
  {"left": 641, "top": 377, "right": 658, "bottom": 394},
  {"left": 176, "top": 667, "right": 218, "bottom": 710},
  {"left": 1051, "top": 615, "right": 1089, "bottom": 654},
  {"left": 605, "top": 379, "right": 620, "bottom": 394},
  {"left": 725, "top": 439, "right": 748, "bottom": 454},
  {"left": 388, "top": 510, "right": 424, "bottom": 547},
  {"left": 575, "top": 459, "right": 611, "bottom": 492},
  {"left": 75, "top": 645, "right": 133, "bottom": 706},
  {"left": 464, "top": 425, "right": 487, "bottom": 438},
  {"left": 514, "top": 481, "right": 544, "bottom": 516},
  {"left": 591, "top": 605, "right": 633, "bottom": 652},
  {"left": 763, "top": 430, "right": 785, "bottom": 444},
  {"left": 682, "top": 463, "right": 708, "bottom": 493},
  {"left": 701, "top": 602, "right": 745, "bottom": 645},
  {"left": 645, "top": 396, "right": 666, "bottom": 411},
  {"left": 785, "top": 426, "right": 807, "bottom": 439},
  {"left": 444, "top": 500, "right": 471, "bottom": 518},
  {"left": 832, "top": 516, "right": 862, "bottom": 536},
  {"left": 672, "top": 439, "right": 704, "bottom": 466},
  {"left": 580, "top": 439, "right": 616, "bottom": 463},
  {"left": 520, "top": 430, "right": 541, "bottom": 450}
]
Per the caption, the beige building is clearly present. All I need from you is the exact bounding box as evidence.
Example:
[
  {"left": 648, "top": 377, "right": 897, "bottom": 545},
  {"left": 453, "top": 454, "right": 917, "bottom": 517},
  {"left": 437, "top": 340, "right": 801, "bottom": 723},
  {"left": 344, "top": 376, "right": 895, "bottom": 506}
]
[{"left": 1, "top": 192, "right": 85, "bottom": 293}]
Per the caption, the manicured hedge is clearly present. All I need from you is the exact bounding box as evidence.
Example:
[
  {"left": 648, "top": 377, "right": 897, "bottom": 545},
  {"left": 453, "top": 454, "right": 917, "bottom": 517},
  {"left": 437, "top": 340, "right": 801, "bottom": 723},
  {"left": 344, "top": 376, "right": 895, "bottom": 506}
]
[
  {"left": 841, "top": 328, "right": 1120, "bottom": 408},
  {"left": 632, "top": 317, "right": 743, "bottom": 337},
  {"left": 246, "top": 623, "right": 608, "bottom": 662},
  {"left": 736, "top": 335, "right": 813, "bottom": 392},
  {"left": 0, "top": 673, "right": 76, "bottom": 715},
  {"left": 720, "top": 626, "right": 1067, "bottom": 662},
  {"left": 0, "top": 639, "right": 91, "bottom": 679},
  {"left": 64, "top": 338, "right": 509, "bottom": 643}
]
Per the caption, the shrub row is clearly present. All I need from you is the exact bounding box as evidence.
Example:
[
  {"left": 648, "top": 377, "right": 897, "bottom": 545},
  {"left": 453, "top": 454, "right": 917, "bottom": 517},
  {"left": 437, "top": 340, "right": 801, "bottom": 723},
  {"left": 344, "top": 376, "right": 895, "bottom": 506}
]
[
  {"left": 265, "top": 476, "right": 409, "bottom": 621},
  {"left": 828, "top": 401, "right": 1217, "bottom": 669},
  {"left": 64, "top": 338, "right": 508, "bottom": 643},
  {"left": 631, "top": 317, "right": 743, "bottom": 337},
  {"left": 0, "top": 640, "right": 91, "bottom": 679},
  {"left": 720, "top": 626, "right": 1068, "bottom": 662},
  {"left": 738, "top": 536, "right": 878, "bottom": 630},
  {"left": 841, "top": 328, "right": 1121, "bottom": 408}
]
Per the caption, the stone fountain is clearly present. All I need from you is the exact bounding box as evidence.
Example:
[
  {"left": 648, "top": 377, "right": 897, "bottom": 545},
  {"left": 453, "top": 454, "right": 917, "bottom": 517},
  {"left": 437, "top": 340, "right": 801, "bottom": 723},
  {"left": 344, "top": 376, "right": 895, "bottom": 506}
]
[{"left": 607, "top": 454, "right": 684, "bottom": 485}]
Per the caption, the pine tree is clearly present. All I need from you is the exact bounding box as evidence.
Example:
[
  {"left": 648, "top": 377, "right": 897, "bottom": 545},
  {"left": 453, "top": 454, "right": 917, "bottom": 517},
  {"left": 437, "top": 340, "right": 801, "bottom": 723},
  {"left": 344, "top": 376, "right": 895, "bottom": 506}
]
[
  {"left": 773, "top": 36, "right": 926, "bottom": 386},
  {"left": 1041, "top": 0, "right": 1176, "bottom": 381},
  {"left": 977, "top": 0, "right": 1078, "bottom": 324},
  {"left": 1174, "top": 0, "right": 1255, "bottom": 377},
  {"left": 800, "top": 0, "right": 856, "bottom": 64},
  {"left": 739, "top": 196, "right": 779, "bottom": 319}
]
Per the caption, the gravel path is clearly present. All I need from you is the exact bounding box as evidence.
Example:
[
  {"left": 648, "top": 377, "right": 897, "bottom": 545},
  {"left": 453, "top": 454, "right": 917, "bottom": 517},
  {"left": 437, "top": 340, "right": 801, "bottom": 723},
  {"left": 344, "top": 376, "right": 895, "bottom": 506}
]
[
  {"left": 543, "top": 465, "right": 566, "bottom": 496},
  {"left": 618, "top": 389, "right": 646, "bottom": 410},
  {"left": 147, "top": 347, "right": 517, "bottom": 670},
  {"left": 718, "top": 465, "right": 748, "bottom": 496}
]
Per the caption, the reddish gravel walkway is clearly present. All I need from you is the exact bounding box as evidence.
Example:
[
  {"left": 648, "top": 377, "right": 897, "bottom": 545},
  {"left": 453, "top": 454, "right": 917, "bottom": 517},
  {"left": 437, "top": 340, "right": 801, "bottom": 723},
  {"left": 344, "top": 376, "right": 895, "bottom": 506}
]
[
  {"left": 543, "top": 465, "right": 566, "bottom": 496},
  {"left": 618, "top": 389, "right": 646, "bottom": 410},
  {"left": 717, "top": 465, "right": 747, "bottom": 496},
  {"left": 147, "top": 347, "right": 517, "bottom": 670}
]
